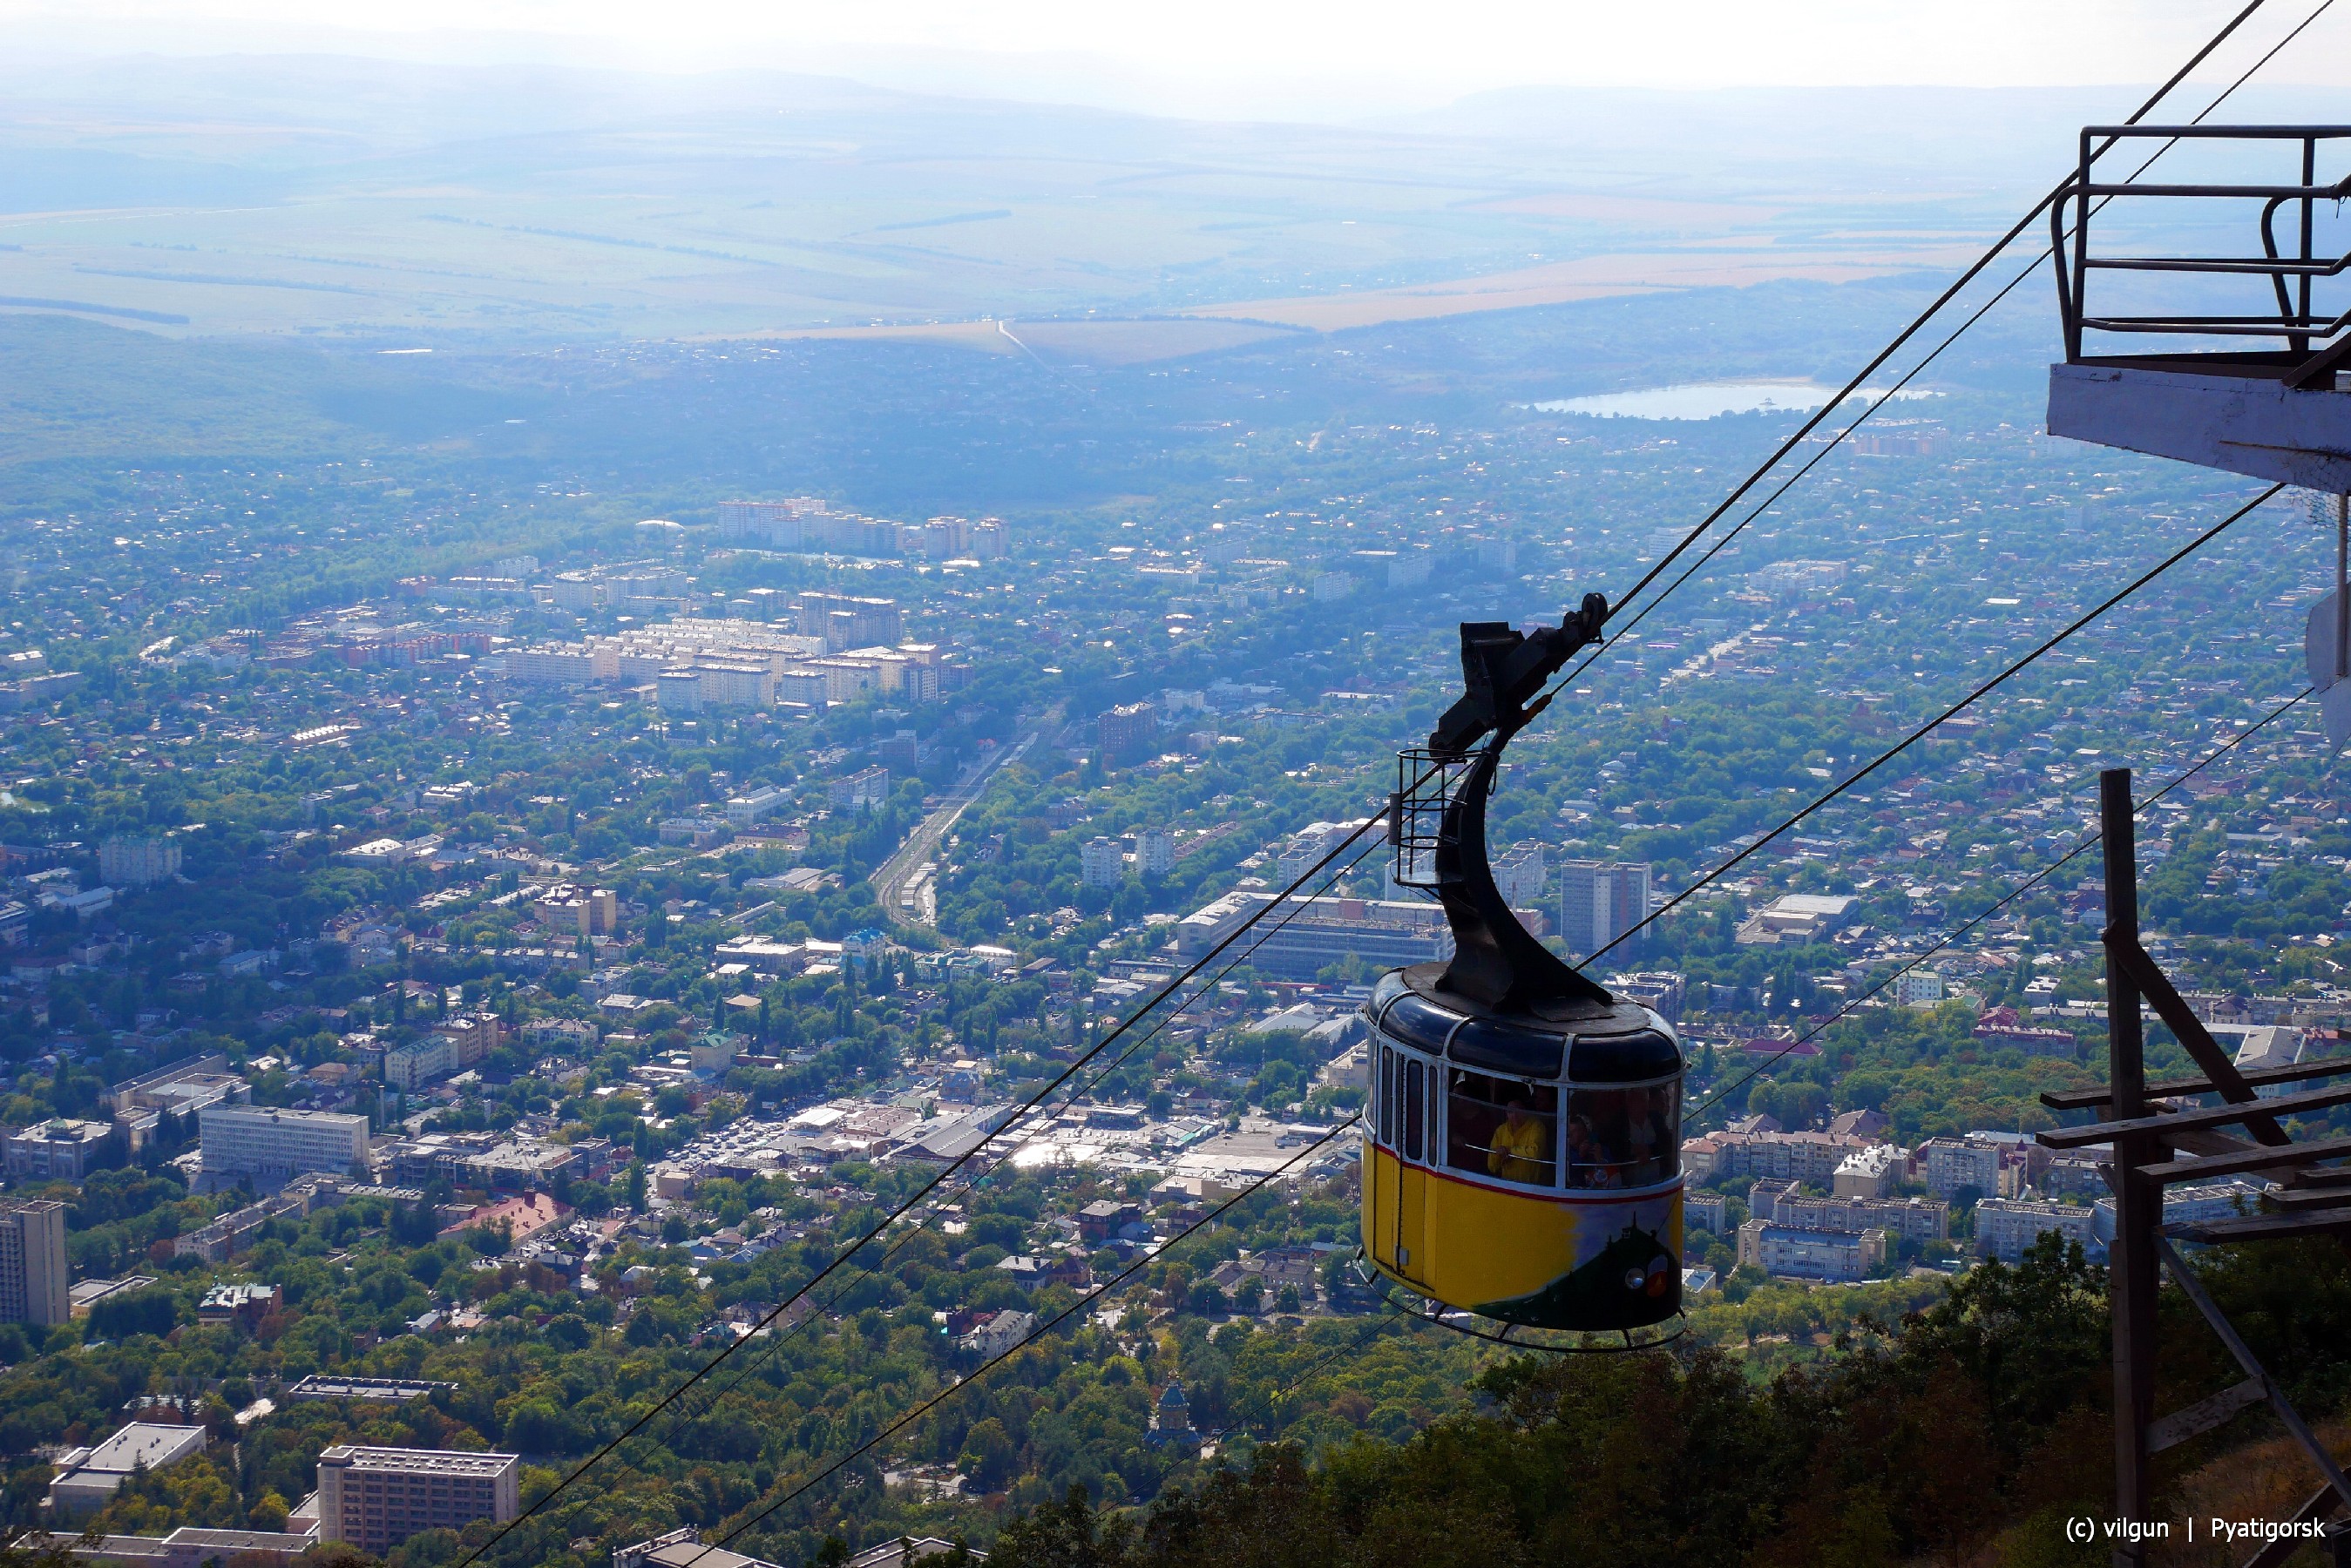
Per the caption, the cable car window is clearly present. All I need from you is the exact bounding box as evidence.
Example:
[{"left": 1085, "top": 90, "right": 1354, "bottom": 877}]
[
  {"left": 1445, "top": 1070, "right": 1557, "bottom": 1186},
  {"left": 1378, "top": 1047, "right": 1396, "bottom": 1146},
  {"left": 1567, "top": 1027, "right": 1681, "bottom": 1084},
  {"left": 1403, "top": 1058, "right": 1426, "bottom": 1162},
  {"left": 1447, "top": 1017, "right": 1564, "bottom": 1078},
  {"left": 1566, "top": 1085, "right": 1680, "bottom": 1188},
  {"left": 1380, "top": 990, "right": 1461, "bottom": 1055}
]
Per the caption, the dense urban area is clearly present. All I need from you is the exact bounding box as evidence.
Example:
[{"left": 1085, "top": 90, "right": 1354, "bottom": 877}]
[{"left": 2, "top": 337, "right": 2348, "bottom": 1568}]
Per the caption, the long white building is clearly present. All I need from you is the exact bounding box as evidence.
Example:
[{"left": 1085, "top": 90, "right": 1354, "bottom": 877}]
[
  {"left": 1175, "top": 891, "right": 1453, "bottom": 979},
  {"left": 1974, "top": 1197, "right": 2099, "bottom": 1262},
  {"left": 200, "top": 1105, "right": 370, "bottom": 1183}
]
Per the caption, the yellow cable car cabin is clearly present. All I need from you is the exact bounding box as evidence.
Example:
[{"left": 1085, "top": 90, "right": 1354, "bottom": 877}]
[
  {"left": 1359, "top": 599, "right": 1685, "bottom": 1333},
  {"left": 1361, "top": 967, "right": 1683, "bottom": 1329}
]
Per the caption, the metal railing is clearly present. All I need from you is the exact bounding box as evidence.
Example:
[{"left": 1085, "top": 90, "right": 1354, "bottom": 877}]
[
  {"left": 1388, "top": 747, "right": 1473, "bottom": 890},
  {"left": 2055, "top": 125, "right": 2351, "bottom": 389}
]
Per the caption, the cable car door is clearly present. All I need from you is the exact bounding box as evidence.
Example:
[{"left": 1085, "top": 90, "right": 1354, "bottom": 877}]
[{"left": 1395, "top": 1056, "right": 1430, "bottom": 1284}]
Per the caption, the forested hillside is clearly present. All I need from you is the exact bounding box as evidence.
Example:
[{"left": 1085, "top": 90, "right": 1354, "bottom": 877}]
[{"left": 989, "top": 1237, "right": 2351, "bottom": 1568}]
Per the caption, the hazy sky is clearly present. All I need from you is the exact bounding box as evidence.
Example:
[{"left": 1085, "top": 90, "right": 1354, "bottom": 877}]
[{"left": 6, "top": 0, "right": 2340, "bottom": 118}]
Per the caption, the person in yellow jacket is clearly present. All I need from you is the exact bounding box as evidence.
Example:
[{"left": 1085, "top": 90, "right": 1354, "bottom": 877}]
[{"left": 1487, "top": 1091, "right": 1551, "bottom": 1185}]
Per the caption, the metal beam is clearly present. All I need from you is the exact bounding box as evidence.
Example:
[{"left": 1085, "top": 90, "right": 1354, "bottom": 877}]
[
  {"left": 2104, "top": 769, "right": 2158, "bottom": 1565},
  {"left": 2109, "top": 941, "right": 2291, "bottom": 1145},
  {"left": 2042, "top": 1053, "right": 2351, "bottom": 1111},
  {"left": 2040, "top": 1077, "right": 2351, "bottom": 1147},
  {"left": 2167, "top": 1208, "right": 2351, "bottom": 1244},
  {"left": 2238, "top": 1482, "right": 2341, "bottom": 1568},
  {"left": 2157, "top": 1236, "right": 2351, "bottom": 1516},
  {"left": 2148, "top": 1376, "right": 2265, "bottom": 1453},
  {"left": 2255, "top": 1185, "right": 2351, "bottom": 1209},
  {"left": 2138, "top": 1132, "right": 2351, "bottom": 1184},
  {"left": 2047, "top": 364, "right": 2351, "bottom": 492}
]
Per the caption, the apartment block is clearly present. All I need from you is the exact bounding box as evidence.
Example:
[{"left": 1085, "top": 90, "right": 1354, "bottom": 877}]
[
  {"left": 796, "top": 592, "right": 904, "bottom": 651},
  {"left": 1681, "top": 1128, "right": 1873, "bottom": 1184},
  {"left": 1099, "top": 702, "right": 1158, "bottom": 762},
  {"left": 199, "top": 1105, "right": 370, "bottom": 1184},
  {"left": 1493, "top": 841, "right": 1546, "bottom": 906},
  {"left": 1136, "top": 827, "right": 1175, "bottom": 877},
  {"left": 0, "top": 1199, "right": 69, "bottom": 1327},
  {"left": 1273, "top": 820, "right": 1364, "bottom": 885},
  {"left": 1748, "top": 1178, "right": 1948, "bottom": 1241},
  {"left": 1896, "top": 970, "right": 1948, "bottom": 1006},
  {"left": 828, "top": 767, "right": 891, "bottom": 810},
  {"left": 1831, "top": 1143, "right": 1904, "bottom": 1199},
  {"left": 696, "top": 661, "right": 776, "bottom": 710},
  {"left": 173, "top": 1192, "right": 308, "bottom": 1264},
  {"left": 1558, "top": 860, "right": 1651, "bottom": 959},
  {"left": 547, "top": 573, "right": 601, "bottom": 612},
  {"left": 1685, "top": 1192, "right": 1728, "bottom": 1234},
  {"left": 316, "top": 1446, "right": 519, "bottom": 1554},
  {"left": 98, "top": 835, "right": 182, "bottom": 887},
  {"left": 1974, "top": 1198, "right": 2098, "bottom": 1263},
  {"left": 385, "top": 1010, "right": 509, "bottom": 1092},
  {"left": 775, "top": 667, "right": 830, "bottom": 708},
  {"left": 1918, "top": 1136, "right": 2004, "bottom": 1200},
  {"left": 503, "top": 645, "right": 616, "bottom": 685},
  {"left": 1081, "top": 838, "right": 1125, "bottom": 889},
  {"left": 532, "top": 885, "right": 618, "bottom": 937},
  {"left": 1736, "top": 1219, "right": 1887, "bottom": 1282},
  {"left": 1609, "top": 970, "right": 1685, "bottom": 1023},
  {"left": 717, "top": 497, "right": 829, "bottom": 547}
]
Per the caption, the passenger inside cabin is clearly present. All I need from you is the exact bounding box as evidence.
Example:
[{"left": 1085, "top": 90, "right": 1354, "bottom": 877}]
[
  {"left": 1447, "top": 1070, "right": 1557, "bottom": 1186},
  {"left": 1487, "top": 1088, "right": 1549, "bottom": 1185},
  {"left": 1564, "top": 1114, "right": 1596, "bottom": 1171},
  {"left": 1567, "top": 1085, "right": 1679, "bottom": 1187},
  {"left": 1623, "top": 1085, "right": 1677, "bottom": 1186}
]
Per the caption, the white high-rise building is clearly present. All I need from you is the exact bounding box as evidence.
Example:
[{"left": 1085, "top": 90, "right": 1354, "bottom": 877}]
[
  {"left": 1080, "top": 837, "right": 1126, "bottom": 889},
  {"left": 1896, "top": 970, "right": 1947, "bottom": 1006},
  {"left": 1136, "top": 828, "right": 1176, "bottom": 877},
  {"left": 199, "top": 1105, "right": 369, "bottom": 1183},
  {"left": 1494, "top": 841, "right": 1546, "bottom": 906},
  {"left": 1557, "top": 860, "right": 1651, "bottom": 960}
]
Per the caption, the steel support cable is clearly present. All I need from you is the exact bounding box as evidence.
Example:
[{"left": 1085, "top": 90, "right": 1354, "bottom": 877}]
[
  {"left": 631, "top": 24, "right": 2327, "bottom": 1518},
  {"left": 1601, "top": 0, "right": 2272, "bottom": 626},
  {"left": 1550, "top": 0, "right": 2336, "bottom": 704},
  {"left": 1682, "top": 686, "right": 2311, "bottom": 1131},
  {"left": 688, "top": 1116, "right": 1365, "bottom": 1562},
  {"left": 604, "top": 835, "right": 1388, "bottom": 1483},
  {"left": 1526, "top": 7, "right": 2328, "bottom": 965},
  {"left": 1575, "top": 483, "right": 2283, "bottom": 975},
  {"left": 644, "top": 37, "right": 2307, "bottom": 1482},
  {"left": 452, "top": 805, "right": 1404, "bottom": 1568},
  {"left": 460, "top": 16, "right": 2304, "bottom": 1541}
]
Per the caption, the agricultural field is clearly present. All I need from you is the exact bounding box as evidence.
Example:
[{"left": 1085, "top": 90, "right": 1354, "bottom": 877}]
[{"left": 0, "top": 57, "right": 2058, "bottom": 344}]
